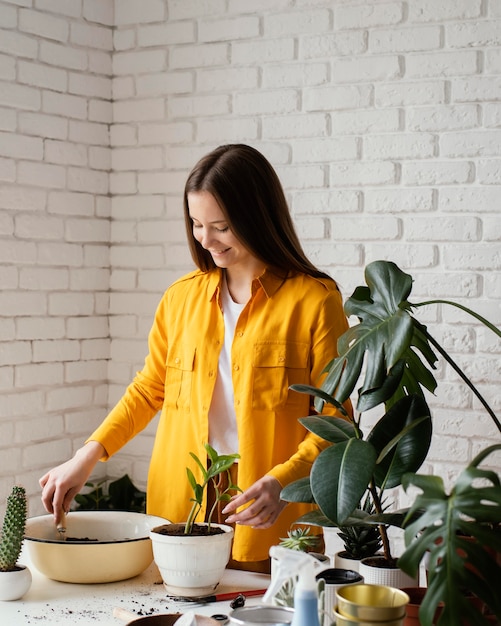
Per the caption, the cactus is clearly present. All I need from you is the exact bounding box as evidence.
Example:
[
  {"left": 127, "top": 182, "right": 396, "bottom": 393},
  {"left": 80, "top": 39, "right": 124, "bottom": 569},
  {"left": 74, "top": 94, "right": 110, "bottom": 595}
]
[
  {"left": 279, "top": 526, "right": 322, "bottom": 552},
  {"left": 0, "top": 486, "right": 27, "bottom": 572}
]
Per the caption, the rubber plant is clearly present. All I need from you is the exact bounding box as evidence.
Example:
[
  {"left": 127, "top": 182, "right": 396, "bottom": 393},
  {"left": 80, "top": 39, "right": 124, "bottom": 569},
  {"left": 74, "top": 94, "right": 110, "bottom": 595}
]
[{"left": 281, "top": 260, "right": 501, "bottom": 625}]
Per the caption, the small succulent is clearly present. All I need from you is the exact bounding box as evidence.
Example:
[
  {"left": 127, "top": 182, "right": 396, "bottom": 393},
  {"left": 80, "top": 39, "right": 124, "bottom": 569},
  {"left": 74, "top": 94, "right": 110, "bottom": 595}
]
[
  {"left": 337, "top": 495, "right": 383, "bottom": 559},
  {"left": 0, "top": 486, "right": 28, "bottom": 572},
  {"left": 279, "top": 526, "right": 322, "bottom": 552}
]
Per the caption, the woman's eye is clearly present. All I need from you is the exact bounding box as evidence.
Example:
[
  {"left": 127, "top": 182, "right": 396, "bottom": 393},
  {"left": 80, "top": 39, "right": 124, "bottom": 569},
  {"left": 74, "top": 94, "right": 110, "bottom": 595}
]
[{"left": 216, "top": 226, "right": 229, "bottom": 233}]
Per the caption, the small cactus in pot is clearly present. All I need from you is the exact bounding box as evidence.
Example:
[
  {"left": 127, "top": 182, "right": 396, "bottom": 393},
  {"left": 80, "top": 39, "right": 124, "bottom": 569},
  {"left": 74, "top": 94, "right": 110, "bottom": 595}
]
[
  {"left": 0, "top": 486, "right": 28, "bottom": 572},
  {"left": 0, "top": 485, "right": 31, "bottom": 601}
]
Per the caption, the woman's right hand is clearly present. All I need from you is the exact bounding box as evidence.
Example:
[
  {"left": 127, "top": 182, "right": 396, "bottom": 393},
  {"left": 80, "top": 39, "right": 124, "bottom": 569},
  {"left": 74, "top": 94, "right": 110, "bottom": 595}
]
[{"left": 39, "top": 441, "right": 105, "bottom": 526}]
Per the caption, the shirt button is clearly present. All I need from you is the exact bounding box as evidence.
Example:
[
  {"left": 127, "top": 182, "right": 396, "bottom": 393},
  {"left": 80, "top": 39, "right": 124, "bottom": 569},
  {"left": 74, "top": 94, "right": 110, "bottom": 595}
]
[
  {"left": 237, "top": 331, "right": 243, "bottom": 337},
  {"left": 175, "top": 357, "right": 180, "bottom": 364},
  {"left": 279, "top": 356, "right": 285, "bottom": 362},
  {"left": 209, "top": 371, "right": 214, "bottom": 377},
  {"left": 233, "top": 364, "right": 239, "bottom": 371}
]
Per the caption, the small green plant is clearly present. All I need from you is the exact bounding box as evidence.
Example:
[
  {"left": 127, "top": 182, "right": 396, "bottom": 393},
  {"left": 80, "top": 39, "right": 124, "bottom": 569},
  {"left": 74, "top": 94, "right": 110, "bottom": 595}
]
[
  {"left": 0, "top": 486, "right": 27, "bottom": 572},
  {"left": 279, "top": 526, "right": 322, "bottom": 552},
  {"left": 337, "top": 495, "right": 383, "bottom": 560},
  {"left": 185, "top": 443, "right": 241, "bottom": 534},
  {"left": 74, "top": 474, "right": 146, "bottom": 513}
]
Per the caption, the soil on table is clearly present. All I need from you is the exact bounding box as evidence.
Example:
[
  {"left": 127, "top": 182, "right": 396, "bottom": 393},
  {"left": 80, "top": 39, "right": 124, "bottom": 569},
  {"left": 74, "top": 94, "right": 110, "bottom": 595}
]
[{"left": 152, "top": 523, "right": 225, "bottom": 537}]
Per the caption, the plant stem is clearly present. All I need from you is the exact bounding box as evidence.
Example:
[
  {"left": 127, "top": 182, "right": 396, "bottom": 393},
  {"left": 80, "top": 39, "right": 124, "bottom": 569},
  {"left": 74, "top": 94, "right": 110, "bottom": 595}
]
[{"left": 369, "top": 483, "right": 392, "bottom": 562}]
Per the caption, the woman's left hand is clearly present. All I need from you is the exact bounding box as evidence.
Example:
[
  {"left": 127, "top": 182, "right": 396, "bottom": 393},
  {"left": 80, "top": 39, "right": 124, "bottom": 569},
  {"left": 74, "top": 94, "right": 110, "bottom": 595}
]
[{"left": 222, "top": 475, "right": 287, "bottom": 529}]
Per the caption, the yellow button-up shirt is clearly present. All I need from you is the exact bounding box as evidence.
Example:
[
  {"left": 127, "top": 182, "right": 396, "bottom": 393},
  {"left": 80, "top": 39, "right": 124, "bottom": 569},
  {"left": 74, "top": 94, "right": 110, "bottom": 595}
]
[{"left": 89, "top": 268, "right": 350, "bottom": 561}]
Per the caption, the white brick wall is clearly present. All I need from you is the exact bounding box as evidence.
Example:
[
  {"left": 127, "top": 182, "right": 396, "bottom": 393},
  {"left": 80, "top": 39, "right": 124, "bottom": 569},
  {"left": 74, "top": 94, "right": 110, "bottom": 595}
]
[{"left": 0, "top": 1, "right": 500, "bottom": 535}]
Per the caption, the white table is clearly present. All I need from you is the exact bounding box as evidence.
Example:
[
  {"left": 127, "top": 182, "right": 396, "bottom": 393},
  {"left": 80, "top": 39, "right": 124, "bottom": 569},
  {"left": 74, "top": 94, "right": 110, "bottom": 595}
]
[{"left": 1, "top": 549, "right": 271, "bottom": 625}]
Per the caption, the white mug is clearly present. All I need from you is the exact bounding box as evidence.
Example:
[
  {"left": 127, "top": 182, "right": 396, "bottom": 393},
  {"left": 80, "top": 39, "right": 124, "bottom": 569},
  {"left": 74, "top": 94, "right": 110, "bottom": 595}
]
[{"left": 316, "top": 568, "right": 364, "bottom": 626}]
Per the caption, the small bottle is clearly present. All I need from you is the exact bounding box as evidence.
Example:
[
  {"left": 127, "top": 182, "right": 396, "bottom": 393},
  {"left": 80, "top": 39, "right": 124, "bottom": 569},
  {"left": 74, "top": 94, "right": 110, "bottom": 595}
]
[{"left": 290, "top": 560, "right": 321, "bottom": 626}]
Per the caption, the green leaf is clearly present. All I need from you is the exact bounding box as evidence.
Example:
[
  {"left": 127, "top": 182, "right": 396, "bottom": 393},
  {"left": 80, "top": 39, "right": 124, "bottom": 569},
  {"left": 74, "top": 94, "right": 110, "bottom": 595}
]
[
  {"left": 290, "top": 383, "right": 349, "bottom": 416},
  {"left": 298, "top": 414, "right": 357, "bottom": 443},
  {"left": 310, "top": 439, "right": 378, "bottom": 525},
  {"left": 281, "top": 476, "right": 314, "bottom": 504}
]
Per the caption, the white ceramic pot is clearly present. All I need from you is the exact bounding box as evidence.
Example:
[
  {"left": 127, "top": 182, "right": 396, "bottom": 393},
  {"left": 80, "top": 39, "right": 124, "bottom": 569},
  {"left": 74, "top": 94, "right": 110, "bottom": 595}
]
[
  {"left": 150, "top": 523, "right": 234, "bottom": 597},
  {"left": 359, "top": 556, "right": 418, "bottom": 588},
  {"left": 334, "top": 551, "right": 361, "bottom": 573},
  {"left": 0, "top": 564, "right": 32, "bottom": 601}
]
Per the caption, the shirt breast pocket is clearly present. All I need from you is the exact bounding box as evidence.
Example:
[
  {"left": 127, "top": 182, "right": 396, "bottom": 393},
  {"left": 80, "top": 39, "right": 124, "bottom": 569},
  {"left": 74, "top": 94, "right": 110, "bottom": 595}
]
[
  {"left": 251, "top": 341, "right": 309, "bottom": 410},
  {"left": 165, "top": 344, "right": 196, "bottom": 411}
]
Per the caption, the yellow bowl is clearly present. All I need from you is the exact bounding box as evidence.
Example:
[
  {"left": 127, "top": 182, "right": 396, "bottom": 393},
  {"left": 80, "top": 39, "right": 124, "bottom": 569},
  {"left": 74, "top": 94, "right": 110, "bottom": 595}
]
[
  {"left": 336, "top": 584, "right": 409, "bottom": 621},
  {"left": 25, "top": 510, "right": 168, "bottom": 583}
]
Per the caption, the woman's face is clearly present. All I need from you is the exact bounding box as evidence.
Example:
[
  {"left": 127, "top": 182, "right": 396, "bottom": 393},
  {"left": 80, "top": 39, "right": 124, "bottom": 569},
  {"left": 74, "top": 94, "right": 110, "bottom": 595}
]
[{"left": 188, "top": 191, "right": 260, "bottom": 272}]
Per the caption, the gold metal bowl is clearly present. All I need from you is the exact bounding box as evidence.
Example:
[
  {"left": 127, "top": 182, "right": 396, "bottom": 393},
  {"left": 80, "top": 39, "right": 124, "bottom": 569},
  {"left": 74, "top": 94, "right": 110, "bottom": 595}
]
[
  {"left": 336, "top": 584, "right": 409, "bottom": 621},
  {"left": 333, "top": 608, "right": 405, "bottom": 626}
]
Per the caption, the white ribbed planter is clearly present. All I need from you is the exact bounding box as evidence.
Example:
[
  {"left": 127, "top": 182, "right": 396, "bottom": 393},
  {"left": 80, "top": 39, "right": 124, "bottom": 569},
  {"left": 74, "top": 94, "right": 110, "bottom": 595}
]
[
  {"left": 150, "top": 523, "right": 233, "bottom": 597},
  {"left": 359, "top": 556, "right": 418, "bottom": 589},
  {"left": 0, "top": 564, "right": 32, "bottom": 601},
  {"left": 334, "top": 551, "right": 361, "bottom": 573}
]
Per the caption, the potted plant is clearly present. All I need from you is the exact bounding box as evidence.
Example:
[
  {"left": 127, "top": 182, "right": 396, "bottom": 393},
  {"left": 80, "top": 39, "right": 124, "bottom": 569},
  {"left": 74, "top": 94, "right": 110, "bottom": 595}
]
[
  {"left": 0, "top": 485, "right": 32, "bottom": 601},
  {"left": 281, "top": 260, "right": 501, "bottom": 622},
  {"left": 150, "top": 443, "right": 240, "bottom": 597},
  {"left": 74, "top": 473, "right": 146, "bottom": 513},
  {"left": 334, "top": 494, "right": 384, "bottom": 572}
]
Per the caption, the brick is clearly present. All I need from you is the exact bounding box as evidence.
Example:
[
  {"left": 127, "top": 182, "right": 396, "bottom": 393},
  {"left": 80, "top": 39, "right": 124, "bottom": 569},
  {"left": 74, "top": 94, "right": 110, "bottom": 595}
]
[
  {"left": 199, "top": 15, "right": 260, "bottom": 42},
  {"left": 0, "top": 80, "right": 41, "bottom": 110},
  {"left": 484, "top": 103, "right": 501, "bottom": 127},
  {"left": 405, "top": 216, "right": 480, "bottom": 242},
  {"left": 0, "top": 156, "right": 15, "bottom": 182},
  {"left": 114, "top": 98, "right": 165, "bottom": 123},
  {"left": 83, "top": 0, "right": 114, "bottom": 26},
  {"left": 444, "top": 245, "right": 501, "bottom": 271},
  {"left": 67, "top": 167, "right": 109, "bottom": 194},
  {"left": 0, "top": 131, "right": 43, "bottom": 160},
  {"left": 402, "top": 160, "right": 472, "bottom": 185},
  {"left": 0, "top": 53, "right": 16, "bottom": 81},
  {"left": 112, "top": 147, "right": 163, "bottom": 171},
  {"left": 89, "top": 146, "right": 111, "bottom": 170},
  {"left": 0, "top": 341, "right": 32, "bottom": 367},
  {"left": 406, "top": 50, "right": 479, "bottom": 78},
  {"left": 0, "top": 28, "right": 38, "bottom": 58},
  {"left": 67, "top": 315, "right": 108, "bottom": 338},
  {"left": 331, "top": 55, "right": 402, "bottom": 82},
  {"left": 370, "top": 25, "right": 441, "bottom": 53},
  {"left": 170, "top": 43, "right": 229, "bottom": 69},
  {"left": 136, "top": 72, "right": 193, "bottom": 96},
  {"left": 164, "top": 145, "right": 207, "bottom": 170},
  {"left": 0, "top": 290, "right": 47, "bottom": 316},
  {"left": 168, "top": 0, "right": 226, "bottom": 20},
  {"left": 197, "top": 117, "right": 259, "bottom": 143},
  {"left": 16, "top": 317, "right": 65, "bottom": 340},
  {"left": 89, "top": 99, "right": 112, "bottom": 123},
  {"left": 292, "top": 189, "right": 360, "bottom": 215},
  {"left": 477, "top": 159, "right": 501, "bottom": 184},
  {"left": 376, "top": 81, "right": 445, "bottom": 106},
  {"left": 408, "top": 0, "right": 482, "bottom": 21},
  {"left": 68, "top": 72, "right": 111, "bottom": 99},
  {"left": 138, "top": 122, "right": 193, "bottom": 146},
  {"left": 65, "top": 218, "right": 110, "bottom": 243},
  {"left": 16, "top": 213, "right": 64, "bottom": 240},
  {"left": 453, "top": 77, "right": 501, "bottom": 102},
  {"left": 113, "top": 50, "right": 166, "bottom": 75},
  {"left": 407, "top": 104, "right": 479, "bottom": 131},
  {"left": 304, "top": 84, "right": 372, "bottom": 111},
  {"left": 15, "top": 363, "right": 64, "bottom": 389},
  {"left": 70, "top": 268, "right": 109, "bottom": 292},
  {"left": 197, "top": 66, "right": 258, "bottom": 92},
  {"left": 235, "top": 89, "right": 299, "bottom": 115},
  {"left": 65, "top": 359, "right": 108, "bottom": 382},
  {"left": 19, "top": 112, "right": 68, "bottom": 140},
  {"left": 45, "top": 139, "right": 87, "bottom": 166},
  {"left": 110, "top": 171, "right": 137, "bottom": 194},
  {"left": 365, "top": 243, "right": 438, "bottom": 268},
  {"left": 43, "top": 91, "right": 87, "bottom": 120},
  {"left": 0, "top": 186, "right": 46, "bottom": 212},
  {"left": 137, "top": 21, "right": 195, "bottom": 47},
  {"left": 35, "top": 0, "right": 82, "bottom": 18},
  {"left": 305, "top": 242, "right": 362, "bottom": 267},
  {"left": 70, "top": 21, "right": 112, "bottom": 51},
  {"left": 336, "top": 2, "right": 403, "bottom": 29},
  {"left": 88, "top": 50, "right": 112, "bottom": 76},
  {"left": 331, "top": 108, "right": 401, "bottom": 134},
  {"left": 69, "top": 120, "right": 109, "bottom": 146},
  {"left": 293, "top": 137, "right": 359, "bottom": 162},
  {"left": 114, "top": 0, "right": 165, "bottom": 25},
  {"left": 18, "top": 160, "right": 66, "bottom": 189},
  {"left": 111, "top": 194, "right": 164, "bottom": 219},
  {"left": 263, "top": 62, "right": 328, "bottom": 88},
  {"left": 19, "top": 7, "right": 69, "bottom": 42},
  {"left": 48, "top": 191, "right": 94, "bottom": 216},
  {"left": 110, "top": 245, "right": 165, "bottom": 269},
  {"left": 275, "top": 164, "right": 325, "bottom": 189},
  {"left": 0, "top": 106, "right": 16, "bottom": 131},
  {"left": 40, "top": 41, "right": 88, "bottom": 71},
  {"left": 84, "top": 244, "right": 109, "bottom": 268},
  {"left": 167, "top": 94, "right": 230, "bottom": 118},
  {"left": 441, "top": 131, "right": 501, "bottom": 157},
  {"left": 0, "top": 3, "right": 17, "bottom": 28},
  {"left": 447, "top": 21, "right": 501, "bottom": 48},
  {"left": 114, "top": 28, "right": 135, "bottom": 51},
  {"left": 263, "top": 114, "right": 327, "bottom": 140},
  {"left": 301, "top": 31, "right": 367, "bottom": 59},
  {"left": 19, "top": 266, "right": 69, "bottom": 289},
  {"left": 330, "top": 161, "right": 397, "bottom": 186},
  {"left": 46, "top": 385, "right": 94, "bottom": 411},
  {"left": 80, "top": 339, "right": 110, "bottom": 360},
  {"left": 37, "top": 242, "right": 84, "bottom": 267},
  {"left": 266, "top": 9, "right": 331, "bottom": 37},
  {"left": 486, "top": 49, "right": 501, "bottom": 73}
]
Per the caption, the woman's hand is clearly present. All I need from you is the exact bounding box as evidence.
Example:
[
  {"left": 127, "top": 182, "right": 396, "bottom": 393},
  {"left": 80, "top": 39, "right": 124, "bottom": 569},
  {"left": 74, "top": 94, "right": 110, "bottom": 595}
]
[
  {"left": 222, "top": 475, "right": 287, "bottom": 529},
  {"left": 39, "top": 441, "right": 105, "bottom": 526}
]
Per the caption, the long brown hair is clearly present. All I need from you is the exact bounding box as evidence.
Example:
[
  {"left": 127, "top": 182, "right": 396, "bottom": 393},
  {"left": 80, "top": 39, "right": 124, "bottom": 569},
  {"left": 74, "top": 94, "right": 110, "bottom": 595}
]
[{"left": 183, "top": 144, "right": 330, "bottom": 279}]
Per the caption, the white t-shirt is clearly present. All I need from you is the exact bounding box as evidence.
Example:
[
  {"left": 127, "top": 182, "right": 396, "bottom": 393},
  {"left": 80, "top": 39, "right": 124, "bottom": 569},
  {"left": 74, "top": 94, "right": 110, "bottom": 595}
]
[{"left": 208, "top": 276, "right": 245, "bottom": 456}]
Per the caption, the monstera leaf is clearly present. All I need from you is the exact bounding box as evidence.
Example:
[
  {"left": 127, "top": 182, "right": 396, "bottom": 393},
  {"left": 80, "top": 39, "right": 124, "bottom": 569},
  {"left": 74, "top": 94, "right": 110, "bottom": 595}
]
[
  {"left": 398, "top": 445, "right": 501, "bottom": 626},
  {"left": 316, "top": 261, "right": 438, "bottom": 414}
]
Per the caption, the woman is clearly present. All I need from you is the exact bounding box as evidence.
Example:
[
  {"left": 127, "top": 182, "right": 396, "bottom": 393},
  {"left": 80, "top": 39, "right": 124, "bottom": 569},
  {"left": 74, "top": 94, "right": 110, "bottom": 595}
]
[{"left": 40, "top": 144, "right": 350, "bottom": 572}]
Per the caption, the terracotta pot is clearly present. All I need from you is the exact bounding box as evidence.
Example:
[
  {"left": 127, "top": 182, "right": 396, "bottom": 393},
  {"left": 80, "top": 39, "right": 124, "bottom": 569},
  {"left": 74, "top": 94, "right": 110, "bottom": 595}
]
[{"left": 401, "top": 587, "right": 443, "bottom": 626}]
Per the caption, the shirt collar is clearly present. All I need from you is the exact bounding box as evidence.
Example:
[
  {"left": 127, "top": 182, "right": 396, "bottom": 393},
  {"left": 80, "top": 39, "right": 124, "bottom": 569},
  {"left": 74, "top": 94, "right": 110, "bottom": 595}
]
[{"left": 206, "top": 268, "right": 286, "bottom": 301}]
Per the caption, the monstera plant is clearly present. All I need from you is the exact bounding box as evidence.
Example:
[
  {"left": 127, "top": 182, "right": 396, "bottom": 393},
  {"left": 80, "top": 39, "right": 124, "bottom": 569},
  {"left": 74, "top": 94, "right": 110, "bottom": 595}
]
[{"left": 282, "top": 260, "right": 501, "bottom": 625}]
